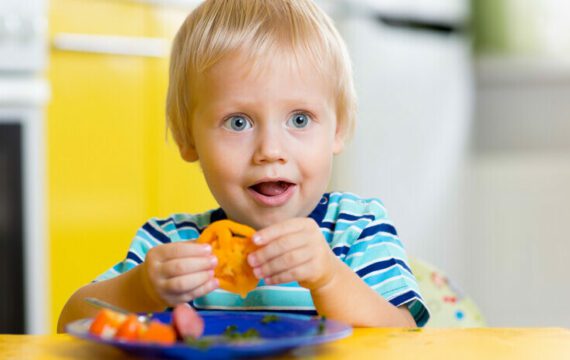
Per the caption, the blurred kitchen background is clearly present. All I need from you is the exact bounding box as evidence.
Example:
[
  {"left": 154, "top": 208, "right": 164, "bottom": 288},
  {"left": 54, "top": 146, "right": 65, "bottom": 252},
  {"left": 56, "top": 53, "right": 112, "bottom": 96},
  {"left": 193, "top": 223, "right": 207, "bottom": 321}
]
[{"left": 0, "top": 0, "right": 569, "bottom": 334}]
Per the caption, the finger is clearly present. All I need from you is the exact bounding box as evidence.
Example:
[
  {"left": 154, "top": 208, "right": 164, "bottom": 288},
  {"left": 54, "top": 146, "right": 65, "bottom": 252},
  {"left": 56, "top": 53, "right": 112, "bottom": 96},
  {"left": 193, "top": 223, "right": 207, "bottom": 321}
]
[
  {"left": 248, "top": 231, "right": 305, "bottom": 267},
  {"left": 164, "top": 278, "right": 219, "bottom": 305},
  {"left": 264, "top": 265, "right": 309, "bottom": 285},
  {"left": 253, "top": 218, "right": 312, "bottom": 246},
  {"left": 186, "top": 278, "right": 219, "bottom": 299},
  {"left": 156, "top": 241, "right": 212, "bottom": 261},
  {"left": 160, "top": 256, "right": 218, "bottom": 277},
  {"left": 162, "top": 270, "right": 214, "bottom": 295},
  {"left": 253, "top": 247, "right": 312, "bottom": 279}
]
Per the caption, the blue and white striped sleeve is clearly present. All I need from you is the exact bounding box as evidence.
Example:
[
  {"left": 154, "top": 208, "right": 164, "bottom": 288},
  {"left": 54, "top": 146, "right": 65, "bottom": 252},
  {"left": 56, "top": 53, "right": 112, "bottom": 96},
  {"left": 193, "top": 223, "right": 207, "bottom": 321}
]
[
  {"left": 93, "top": 218, "right": 173, "bottom": 282},
  {"left": 344, "top": 206, "right": 430, "bottom": 327}
]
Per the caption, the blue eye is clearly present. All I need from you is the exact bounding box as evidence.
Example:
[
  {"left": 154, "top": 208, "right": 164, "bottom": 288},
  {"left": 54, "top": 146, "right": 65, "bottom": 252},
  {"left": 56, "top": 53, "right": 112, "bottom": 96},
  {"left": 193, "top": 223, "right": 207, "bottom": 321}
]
[
  {"left": 224, "top": 116, "right": 252, "bottom": 132},
  {"left": 287, "top": 113, "right": 311, "bottom": 129}
]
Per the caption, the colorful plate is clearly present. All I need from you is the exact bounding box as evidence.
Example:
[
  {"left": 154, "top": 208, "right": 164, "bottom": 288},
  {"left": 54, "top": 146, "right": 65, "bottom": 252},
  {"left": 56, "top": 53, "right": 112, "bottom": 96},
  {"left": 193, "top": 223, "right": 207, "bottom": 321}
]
[{"left": 67, "top": 311, "right": 352, "bottom": 359}]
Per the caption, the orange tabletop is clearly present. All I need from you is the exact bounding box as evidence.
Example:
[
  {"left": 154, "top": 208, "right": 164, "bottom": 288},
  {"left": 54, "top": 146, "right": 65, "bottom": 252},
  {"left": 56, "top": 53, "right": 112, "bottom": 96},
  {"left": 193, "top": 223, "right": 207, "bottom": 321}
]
[{"left": 2, "top": 328, "right": 570, "bottom": 360}]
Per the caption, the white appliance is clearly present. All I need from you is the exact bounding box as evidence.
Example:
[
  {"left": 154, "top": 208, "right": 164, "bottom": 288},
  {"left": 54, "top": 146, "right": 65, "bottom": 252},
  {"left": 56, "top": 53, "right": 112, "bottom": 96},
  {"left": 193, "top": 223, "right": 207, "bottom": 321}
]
[
  {"left": 329, "top": 0, "right": 473, "bottom": 287},
  {"left": 0, "top": 0, "right": 49, "bottom": 334}
]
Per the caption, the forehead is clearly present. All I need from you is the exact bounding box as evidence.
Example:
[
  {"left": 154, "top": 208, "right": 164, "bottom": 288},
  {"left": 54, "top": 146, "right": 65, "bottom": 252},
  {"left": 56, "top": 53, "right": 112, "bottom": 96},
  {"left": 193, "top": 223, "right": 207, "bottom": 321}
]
[{"left": 195, "top": 49, "right": 335, "bottom": 110}]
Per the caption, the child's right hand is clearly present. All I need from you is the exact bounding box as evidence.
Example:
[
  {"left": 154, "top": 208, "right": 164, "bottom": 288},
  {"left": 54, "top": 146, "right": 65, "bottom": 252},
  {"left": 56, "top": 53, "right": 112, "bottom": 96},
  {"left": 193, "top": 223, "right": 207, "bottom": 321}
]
[{"left": 140, "top": 242, "right": 219, "bottom": 307}]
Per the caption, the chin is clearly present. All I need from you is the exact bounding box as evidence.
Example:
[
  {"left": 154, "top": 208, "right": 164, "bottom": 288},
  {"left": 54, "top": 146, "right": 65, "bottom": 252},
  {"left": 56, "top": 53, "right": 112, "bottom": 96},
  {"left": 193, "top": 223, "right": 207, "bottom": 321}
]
[
  {"left": 247, "top": 212, "right": 290, "bottom": 230},
  {"left": 249, "top": 217, "right": 280, "bottom": 230}
]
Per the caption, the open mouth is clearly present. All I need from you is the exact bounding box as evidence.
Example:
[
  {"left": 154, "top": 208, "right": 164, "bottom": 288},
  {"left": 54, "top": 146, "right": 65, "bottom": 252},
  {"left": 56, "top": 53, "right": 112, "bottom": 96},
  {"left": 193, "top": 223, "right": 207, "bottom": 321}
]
[
  {"left": 248, "top": 180, "right": 296, "bottom": 207},
  {"left": 249, "top": 181, "right": 294, "bottom": 197}
]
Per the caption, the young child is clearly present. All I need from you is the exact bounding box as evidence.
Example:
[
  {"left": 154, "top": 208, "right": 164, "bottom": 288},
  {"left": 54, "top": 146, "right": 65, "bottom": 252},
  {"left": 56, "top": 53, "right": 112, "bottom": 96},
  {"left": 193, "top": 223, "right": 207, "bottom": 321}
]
[{"left": 58, "top": 0, "right": 429, "bottom": 331}]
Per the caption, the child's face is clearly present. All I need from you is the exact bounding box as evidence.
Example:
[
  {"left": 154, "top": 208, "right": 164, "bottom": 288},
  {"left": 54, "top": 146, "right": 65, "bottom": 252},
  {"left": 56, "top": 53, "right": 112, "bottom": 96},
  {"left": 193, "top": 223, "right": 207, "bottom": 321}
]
[{"left": 181, "top": 51, "right": 344, "bottom": 229}]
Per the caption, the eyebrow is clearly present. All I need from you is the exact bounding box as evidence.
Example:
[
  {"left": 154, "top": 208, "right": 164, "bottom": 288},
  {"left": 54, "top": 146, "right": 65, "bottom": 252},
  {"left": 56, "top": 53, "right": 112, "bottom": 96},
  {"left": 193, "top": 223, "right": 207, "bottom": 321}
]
[{"left": 209, "top": 96, "right": 328, "bottom": 111}]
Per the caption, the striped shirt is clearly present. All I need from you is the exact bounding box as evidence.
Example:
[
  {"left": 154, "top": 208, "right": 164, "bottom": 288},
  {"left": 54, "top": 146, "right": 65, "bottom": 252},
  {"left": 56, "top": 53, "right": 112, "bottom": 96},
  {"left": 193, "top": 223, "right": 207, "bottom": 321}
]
[{"left": 96, "top": 192, "right": 430, "bottom": 327}]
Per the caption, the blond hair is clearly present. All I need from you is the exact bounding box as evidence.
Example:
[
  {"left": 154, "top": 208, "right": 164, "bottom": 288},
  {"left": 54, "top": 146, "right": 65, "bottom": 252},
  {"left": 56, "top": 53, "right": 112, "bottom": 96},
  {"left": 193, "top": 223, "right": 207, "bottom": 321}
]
[{"left": 166, "top": 0, "right": 356, "bottom": 149}]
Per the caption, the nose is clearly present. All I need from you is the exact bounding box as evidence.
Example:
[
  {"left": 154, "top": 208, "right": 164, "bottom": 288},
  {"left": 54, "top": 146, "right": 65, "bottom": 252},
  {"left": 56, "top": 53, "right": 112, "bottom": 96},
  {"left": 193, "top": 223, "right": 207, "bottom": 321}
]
[{"left": 252, "top": 126, "right": 287, "bottom": 165}]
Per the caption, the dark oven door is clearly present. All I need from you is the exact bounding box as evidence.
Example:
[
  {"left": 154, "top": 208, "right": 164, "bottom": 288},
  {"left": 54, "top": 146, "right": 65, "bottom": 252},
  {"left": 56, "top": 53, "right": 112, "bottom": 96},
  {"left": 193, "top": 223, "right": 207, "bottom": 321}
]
[{"left": 0, "top": 121, "right": 25, "bottom": 333}]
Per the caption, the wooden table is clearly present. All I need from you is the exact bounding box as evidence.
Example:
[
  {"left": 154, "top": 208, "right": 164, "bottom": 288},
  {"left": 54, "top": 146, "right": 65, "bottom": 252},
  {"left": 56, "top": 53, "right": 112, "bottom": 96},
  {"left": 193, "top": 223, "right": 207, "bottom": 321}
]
[{"left": 2, "top": 328, "right": 570, "bottom": 359}]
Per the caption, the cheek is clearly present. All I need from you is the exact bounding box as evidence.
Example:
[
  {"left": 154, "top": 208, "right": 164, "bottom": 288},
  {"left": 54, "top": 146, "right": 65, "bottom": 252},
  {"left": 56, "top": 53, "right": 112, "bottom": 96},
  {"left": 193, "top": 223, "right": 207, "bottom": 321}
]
[
  {"left": 198, "top": 142, "right": 246, "bottom": 187},
  {"left": 297, "top": 137, "right": 335, "bottom": 178}
]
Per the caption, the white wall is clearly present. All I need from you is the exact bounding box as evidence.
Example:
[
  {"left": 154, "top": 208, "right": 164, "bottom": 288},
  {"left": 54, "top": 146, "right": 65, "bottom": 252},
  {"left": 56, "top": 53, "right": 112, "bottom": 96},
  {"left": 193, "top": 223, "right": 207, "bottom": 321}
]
[
  {"left": 329, "top": 8, "right": 570, "bottom": 327},
  {"left": 467, "top": 59, "right": 570, "bottom": 327},
  {"left": 466, "top": 154, "right": 570, "bottom": 327},
  {"left": 330, "top": 14, "right": 473, "bottom": 289}
]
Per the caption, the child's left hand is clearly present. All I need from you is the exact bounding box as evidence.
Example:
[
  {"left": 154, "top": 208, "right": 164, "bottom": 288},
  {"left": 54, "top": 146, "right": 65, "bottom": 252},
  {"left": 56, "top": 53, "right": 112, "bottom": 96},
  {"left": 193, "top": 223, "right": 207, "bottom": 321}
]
[{"left": 247, "top": 218, "right": 340, "bottom": 291}]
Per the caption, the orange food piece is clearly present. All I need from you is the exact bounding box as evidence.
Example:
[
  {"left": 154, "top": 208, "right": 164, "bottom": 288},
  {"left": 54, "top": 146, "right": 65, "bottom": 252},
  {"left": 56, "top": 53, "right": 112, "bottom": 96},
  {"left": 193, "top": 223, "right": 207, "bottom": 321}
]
[
  {"left": 197, "top": 220, "right": 259, "bottom": 298},
  {"left": 139, "top": 321, "right": 176, "bottom": 345},
  {"left": 115, "top": 314, "right": 146, "bottom": 341},
  {"left": 89, "top": 309, "right": 177, "bottom": 345},
  {"left": 89, "top": 309, "right": 126, "bottom": 338}
]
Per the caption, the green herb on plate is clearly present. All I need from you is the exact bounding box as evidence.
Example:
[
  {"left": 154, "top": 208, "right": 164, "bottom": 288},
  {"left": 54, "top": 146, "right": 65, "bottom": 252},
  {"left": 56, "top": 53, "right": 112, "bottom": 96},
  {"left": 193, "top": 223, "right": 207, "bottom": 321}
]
[
  {"left": 241, "top": 328, "right": 260, "bottom": 338},
  {"left": 223, "top": 325, "right": 238, "bottom": 336},
  {"left": 261, "top": 314, "right": 280, "bottom": 324},
  {"left": 184, "top": 337, "right": 213, "bottom": 350},
  {"left": 223, "top": 325, "right": 260, "bottom": 340},
  {"left": 317, "top": 316, "right": 327, "bottom": 335}
]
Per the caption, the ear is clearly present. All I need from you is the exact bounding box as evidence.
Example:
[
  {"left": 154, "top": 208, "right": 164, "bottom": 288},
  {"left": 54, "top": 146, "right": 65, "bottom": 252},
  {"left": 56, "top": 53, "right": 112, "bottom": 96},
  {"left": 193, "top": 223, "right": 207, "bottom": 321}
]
[
  {"left": 179, "top": 142, "right": 199, "bottom": 162},
  {"left": 332, "top": 123, "right": 346, "bottom": 155}
]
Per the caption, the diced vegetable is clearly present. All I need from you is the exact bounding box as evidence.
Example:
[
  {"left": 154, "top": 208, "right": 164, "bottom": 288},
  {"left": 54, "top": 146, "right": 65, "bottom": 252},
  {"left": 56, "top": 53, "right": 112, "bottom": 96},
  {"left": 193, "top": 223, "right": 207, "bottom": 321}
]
[
  {"left": 88, "top": 309, "right": 126, "bottom": 338},
  {"left": 88, "top": 308, "right": 176, "bottom": 345},
  {"left": 115, "top": 314, "right": 145, "bottom": 341},
  {"left": 139, "top": 321, "right": 176, "bottom": 344}
]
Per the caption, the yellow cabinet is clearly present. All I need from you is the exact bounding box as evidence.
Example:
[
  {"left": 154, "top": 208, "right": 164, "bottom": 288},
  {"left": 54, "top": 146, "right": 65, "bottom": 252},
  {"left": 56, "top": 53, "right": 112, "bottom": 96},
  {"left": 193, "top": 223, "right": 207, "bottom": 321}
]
[{"left": 47, "top": 0, "right": 214, "bottom": 332}]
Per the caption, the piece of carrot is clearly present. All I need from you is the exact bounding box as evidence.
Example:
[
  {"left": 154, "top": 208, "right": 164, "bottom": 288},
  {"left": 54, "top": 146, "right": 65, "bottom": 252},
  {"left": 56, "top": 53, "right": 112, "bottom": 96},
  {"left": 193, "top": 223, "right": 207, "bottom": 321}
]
[
  {"left": 139, "top": 321, "right": 176, "bottom": 345},
  {"left": 115, "top": 314, "right": 146, "bottom": 341},
  {"left": 89, "top": 309, "right": 126, "bottom": 338}
]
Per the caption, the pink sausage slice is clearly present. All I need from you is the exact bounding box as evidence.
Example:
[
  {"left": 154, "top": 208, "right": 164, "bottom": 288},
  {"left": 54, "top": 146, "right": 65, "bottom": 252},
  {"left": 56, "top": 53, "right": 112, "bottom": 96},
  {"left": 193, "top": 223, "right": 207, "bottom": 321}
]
[{"left": 172, "top": 304, "right": 205, "bottom": 339}]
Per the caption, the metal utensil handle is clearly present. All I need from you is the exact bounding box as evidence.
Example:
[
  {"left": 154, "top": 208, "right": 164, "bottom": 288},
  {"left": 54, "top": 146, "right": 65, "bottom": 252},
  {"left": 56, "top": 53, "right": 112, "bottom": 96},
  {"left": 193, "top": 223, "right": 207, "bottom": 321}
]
[
  {"left": 84, "top": 297, "right": 152, "bottom": 324},
  {"left": 84, "top": 297, "right": 131, "bottom": 315}
]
